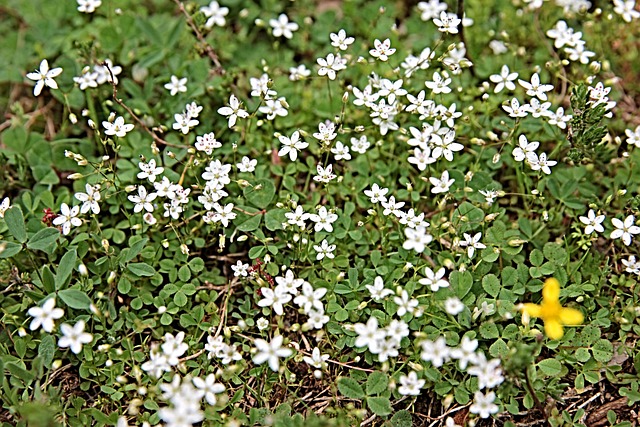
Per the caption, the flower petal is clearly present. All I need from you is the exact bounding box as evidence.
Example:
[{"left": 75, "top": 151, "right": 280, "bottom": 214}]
[
  {"left": 544, "top": 319, "right": 564, "bottom": 340},
  {"left": 559, "top": 307, "right": 584, "bottom": 326},
  {"left": 542, "top": 277, "right": 560, "bottom": 301}
]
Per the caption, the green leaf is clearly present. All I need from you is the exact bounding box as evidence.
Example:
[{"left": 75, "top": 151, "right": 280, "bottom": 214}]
[
  {"left": 482, "top": 274, "right": 501, "bottom": 298},
  {"left": 244, "top": 178, "right": 276, "bottom": 209},
  {"left": 390, "top": 410, "right": 413, "bottom": 427},
  {"left": 178, "top": 265, "right": 191, "bottom": 282},
  {"left": 174, "top": 291, "right": 188, "bottom": 307},
  {"left": 127, "top": 262, "right": 156, "bottom": 277},
  {"left": 592, "top": 339, "right": 613, "bottom": 363},
  {"left": 5, "top": 361, "right": 34, "bottom": 383},
  {"left": 366, "top": 396, "right": 392, "bottom": 416},
  {"left": 366, "top": 371, "right": 389, "bottom": 395},
  {"left": 55, "top": 249, "right": 77, "bottom": 290},
  {"left": 236, "top": 214, "right": 262, "bottom": 232},
  {"left": 575, "top": 348, "right": 591, "bottom": 362},
  {"left": 4, "top": 206, "right": 27, "bottom": 243},
  {"left": 121, "top": 237, "right": 148, "bottom": 264},
  {"left": 0, "top": 241, "right": 22, "bottom": 258},
  {"left": 249, "top": 246, "right": 266, "bottom": 259},
  {"left": 537, "top": 359, "right": 562, "bottom": 376},
  {"left": 337, "top": 377, "right": 365, "bottom": 399},
  {"left": 451, "top": 271, "right": 473, "bottom": 298},
  {"left": 479, "top": 323, "right": 499, "bottom": 339},
  {"left": 58, "top": 289, "right": 92, "bottom": 310},
  {"left": 264, "top": 208, "right": 286, "bottom": 231},
  {"left": 38, "top": 335, "right": 56, "bottom": 368},
  {"left": 27, "top": 228, "right": 60, "bottom": 254}
]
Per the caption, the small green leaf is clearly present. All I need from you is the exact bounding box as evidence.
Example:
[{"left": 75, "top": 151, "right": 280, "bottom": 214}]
[
  {"left": 337, "top": 377, "right": 365, "bottom": 399},
  {"left": 38, "top": 335, "right": 56, "bottom": 368},
  {"left": 479, "top": 323, "right": 499, "bottom": 339},
  {"left": 264, "top": 208, "right": 286, "bottom": 231},
  {"left": 236, "top": 214, "right": 262, "bottom": 232},
  {"left": 55, "top": 249, "right": 77, "bottom": 290},
  {"left": 121, "top": 237, "right": 148, "bottom": 264},
  {"left": 592, "top": 339, "right": 613, "bottom": 363},
  {"left": 244, "top": 178, "right": 276, "bottom": 209},
  {"left": 174, "top": 291, "right": 188, "bottom": 307},
  {"left": 575, "top": 348, "right": 591, "bottom": 362},
  {"left": 249, "top": 246, "right": 266, "bottom": 259},
  {"left": 127, "top": 262, "right": 156, "bottom": 277},
  {"left": 4, "top": 206, "right": 27, "bottom": 243},
  {"left": 27, "top": 228, "right": 60, "bottom": 254},
  {"left": 482, "top": 274, "right": 501, "bottom": 298},
  {"left": 390, "top": 410, "right": 413, "bottom": 427},
  {"left": 366, "top": 371, "right": 389, "bottom": 395},
  {"left": 538, "top": 359, "right": 562, "bottom": 376},
  {"left": 0, "top": 241, "right": 22, "bottom": 258},
  {"left": 58, "top": 289, "right": 92, "bottom": 310},
  {"left": 178, "top": 265, "right": 191, "bottom": 282},
  {"left": 366, "top": 396, "right": 392, "bottom": 416}
]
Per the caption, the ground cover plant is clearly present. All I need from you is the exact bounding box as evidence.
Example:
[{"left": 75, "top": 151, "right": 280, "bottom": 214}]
[{"left": 1, "top": 0, "right": 640, "bottom": 426}]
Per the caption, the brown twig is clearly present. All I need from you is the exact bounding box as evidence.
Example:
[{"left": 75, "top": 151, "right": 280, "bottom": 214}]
[
  {"left": 173, "top": 0, "right": 225, "bottom": 75},
  {"left": 102, "top": 62, "right": 187, "bottom": 149}
]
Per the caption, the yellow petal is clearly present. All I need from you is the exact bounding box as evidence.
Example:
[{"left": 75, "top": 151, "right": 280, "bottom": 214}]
[
  {"left": 522, "top": 303, "right": 542, "bottom": 318},
  {"left": 544, "top": 319, "right": 564, "bottom": 340},
  {"left": 542, "top": 278, "right": 560, "bottom": 302},
  {"left": 559, "top": 307, "right": 584, "bottom": 326}
]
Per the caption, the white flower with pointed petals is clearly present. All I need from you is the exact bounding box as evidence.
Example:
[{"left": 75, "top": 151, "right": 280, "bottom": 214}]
[
  {"left": 610, "top": 215, "right": 640, "bottom": 246},
  {"left": 257, "top": 285, "right": 292, "bottom": 315},
  {"left": 28, "top": 298, "right": 65, "bottom": 333},
  {"left": 58, "top": 320, "right": 93, "bottom": 354},
  {"left": 128, "top": 186, "right": 157, "bottom": 213},
  {"left": 303, "top": 347, "right": 329, "bottom": 369},
  {"left": 164, "top": 75, "right": 187, "bottom": 96},
  {"left": 52, "top": 203, "right": 82, "bottom": 235},
  {"left": 200, "top": 1, "right": 229, "bottom": 28},
  {"left": 579, "top": 209, "right": 605, "bottom": 235},
  {"left": 74, "top": 184, "right": 101, "bottom": 215},
  {"left": 252, "top": 335, "right": 293, "bottom": 371},
  {"left": 398, "top": 371, "right": 425, "bottom": 396},
  {"left": 489, "top": 65, "right": 518, "bottom": 93},
  {"left": 293, "top": 282, "right": 327, "bottom": 314},
  {"left": 218, "top": 94, "right": 249, "bottom": 128},
  {"left": 365, "top": 276, "right": 394, "bottom": 301},
  {"left": 309, "top": 207, "right": 338, "bottom": 233},
  {"left": 103, "top": 116, "right": 134, "bottom": 137},
  {"left": 26, "top": 59, "right": 63, "bottom": 97},
  {"left": 269, "top": 14, "right": 298, "bottom": 39},
  {"left": 429, "top": 170, "right": 455, "bottom": 194},
  {"left": 192, "top": 374, "right": 226, "bottom": 406},
  {"left": 419, "top": 267, "right": 448, "bottom": 291},
  {"left": 512, "top": 135, "right": 539, "bottom": 162},
  {"left": 278, "top": 130, "right": 308, "bottom": 161},
  {"left": 330, "top": 29, "right": 354, "bottom": 50}
]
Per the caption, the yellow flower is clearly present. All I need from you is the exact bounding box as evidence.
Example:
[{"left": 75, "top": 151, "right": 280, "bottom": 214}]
[{"left": 521, "top": 277, "right": 584, "bottom": 340}]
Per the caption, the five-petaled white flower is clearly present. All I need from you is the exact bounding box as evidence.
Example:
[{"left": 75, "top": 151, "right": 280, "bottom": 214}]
[
  {"left": 470, "top": 391, "right": 499, "bottom": 419},
  {"left": 365, "top": 276, "right": 394, "bottom": 301},
  {"left": 77, "top": 0, "right": 102, "bottom": 13},
  {"left": 330, "top": 29, "right": 355, "bottom": 51},
  {"left": 252, "top": 335, "right": 293, "bottom": 372},
  {"left": 103, "top": 116, "right": 134, "bottom": 137},
  {"left": 278, "top": 130, "right": 308, "bottom": 161},
  {"left": 398, "top": 371, "right": 425, "bottom": 396},
  {"left": 53, "top": 203, "right": 83, "bottom": 235},
  {"left": 28, "top": 298, "right": 65, "bottom": 333},
  {"left": 419, "top": 267, "right": 449, "bottom": 291},
  {"left": 164, "top": 75, "right": 188, "bottom": 96},
  {"left": 317, "top": 53, "right": 347, "bottom": 80},
  {"left": 519, "top": 73, "right": 554, "bottom": 100},
  {"left": 26, "top": 59, "right": 63, "bottom": 97},
  {"left": 309, "top": 206, "right": 338, "bottom": 233},
  {"left": 200, "top": 1, "right": 229, "bottom": 28},
  {"left": 257, "top": 285, "right": 292, "bottom": 316},
  {"left": 369, "top": 38, "right": 396, "bottom": 61},
  {"left": 193, "top": 374, "right": 226, "bottom": 406},
  {"left": 218, "top": 94, "right": 249, "bottom": 128},
  {"left": 58, "top": 320, "right": 93, "bottom": 354},
  {"left": 269, "top": 14, "right": 299, "bottom": 39},
  {"left": 303, "top": 347, "right": 330, "bottom": 369},
  {"left": 430, "top": 170, "right": 455, "bottom": 194},
  {"left": 128, "top": 186, "right": 157, "bottom": 213},
  {"left": 459, "top": 232, "right": 486, "bottom": 258},
  {"left": 579, "top": 209, "right": 605, "bottom": 235},
  {"left": 314, "top": 239, "right": 336, "bottom": 260},
  {"left": 610, "top": 215, "right": 640, "bottom": 246},
  {"left": 75, "top": 183, "right": 101, "bottom": 215},
  {"left": 489, "top": 65, "right": 518, "bottom": 93}
]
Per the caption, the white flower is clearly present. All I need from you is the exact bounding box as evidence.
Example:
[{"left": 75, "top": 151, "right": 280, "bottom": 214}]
[
  {"left": 74, "top": 183, "right": 101, "bottom": 215},
  {"left": 518, "top": 73, "right": 554, "bottom": 100},
  {"left": 449, "top": 336, "right": 479, "bottom": 369},
  {"left": 610, "top": 215, "right": 640, "bottom": 246},
  {"left": 354, "top": 317, "right": 386, "bottom": 353},
  {"left": 0, "top": 197, "right": 11, "bottom": 218},
  {"left": 408, "top": 147, "right": 436, "bottom": 171},
  {"left": 381, "top": 196, "right": 405, "bottom": 217},
  {"left": 489, "top": 65, "right": 518, "bottom": 93},
  {"left": 470, "top": 391, "right": 499, "bottom": 418},
  {"left": 275, "top": 270, "right": 304, "bottom": 295},
  {"left": 164, "top": 75, "right": 188, "bottom": 96},
  {"left": 350, "top": 136, "right": 371, "bottom": 154},
  {"left": 468, "top": 353, "right": 504, "bottom": 390},
  {"left": 278, "top": 130, "right": 308, "bottom": 161},
  {"left": 128, "top": 186, "right": 157, "bottom": 213},
  {"left": 331, "top": 141, "right": 351, "bottom": 161},
  {"left": 193, "top": 374, "right": 226, "bottom": 406},
  {"left": 417, "top": 0, "right": 448, "bottom": 21},
  {"left": 398, "top": 371, "right": 425, "bottom": 396},
  {"left": 309, "top": 207, "right": 338, "bottom": 233},
  {"left": 73, "top": 70, "right": 98, "bottom": 90},
  {"left": 237, "top": 156, "right": 257, "bottom": 173},
  {"left": 625, "top": 126, "right": 640, "bottom": 148},
  {"left": 314, "top": 239, "right": 336, "bottom": 260},
  {"left": 365, "top": 276, "right": 394, "bottom": 302},
  {"left": 431, "top": 130, "right": 463, "bottom": 161},
  {"left": 314, "top": 163, "right": 337, "bottom": 183},
  {"left": 369, "top": 38, "right": 396, "bottom": 61},
  {"left": 269, "top": 14, "right": 298, "bottom": 39},
  {"left": 258, "top": 285, "right": 292, "bottom": 315},
  {"left": 303, "top": 347, "right": 329, "bottom": 369},
  {"left": 459, "top": 232, "right": 486, "bottom": 258},
  {"left": 613, "top": 0, "right": 640, "bottom": 22},
  {"left": 579, "top": 209, "right": 605, "bottom": 235},
  {"left": 212, "top": 203, "right": 236, "bottom": 227},
  {"left": 293, "top": 282, "right": 327, "bottom": 314},
  {"left": 103, "top": 116, "right": 134, "bottom": 137},
  {"left": 528, "top": 152, "right": 557, "bottom": 175},
  {"left": 546, "top": 107, "right": 572, "bottom": 130},
  {"left": 137, "top": 159, "right": 164, "bottom": 183},
  {"left": 419, "top": 267, "right": 448, "bottom": 291},
  {"left": 444, "top": 297, "right": 464, "bottom": 315},
  {"left": 172, "top": 112, "right": 199, "bottom": 134},
  {"left": 394, "top": 290, "right": 419, "bottom": 317},
  {"left": 403, "top": 225, "right": 433, "bottom": 253},
  {"left": 195, "top": 132, "right": 222, "bottom": 155},
  {"left": 26, "top": 59, "right": 63, "bottom": 96},
  {"left": 200, "top": 1, "right": 229, "bottom": 28},
  {"left": 430, "top": 170, "right": 455, "bottom": 194},
  {"left": 218, "top": 94, "right": 249, "bottom": 128},
  {"left": 77, "top": 0, "right": 102, "bottom": 13},
  {"left": 161, "top": 331, "right": 189, "bottom": 366},
  {"left": 433, "top": 11, "right": 461, "bottom": 34},
  {"left": 259, "top": 97, "right": 288, "bottom": 120},
  {"left": 420, "top": 336, "right": 450, "bottom": 367},
  {"left": 512, "top": 134, "right": 539, "bottom": 162},
  {"left": 317, "top": 53, "right": 347, "bottom": 80},
  {"left": 621, "top": 256, "right": 640, "bottom": 275},
  {"left": 231, "top": 261, "right": 249, "bottom": 277},
  {"left": 364, "top": 184, "right": 389, "bottom": 204},
  {"left": 425, "top": 71, "right": 452, "bottom": 94},
  {"left": 252, "top": 335, "right": 293, "bottom": 371},
  {"left": 28, "top": 298, "right": 64, "bottom": 333},
  {"left": 285, "top": 206, "right": 310, "bottom": 228},
  {"left": 52, "top": 203, "right": 82, "bottom": 235},
  {"left": 330, "top": 29, "right": 354, "bottom": 50},
  {"left": 58, "top": 320, "right": 93, "bottom": 354},
  {"left": 289, "top": 64, "right": 311, "bottom": 81}
]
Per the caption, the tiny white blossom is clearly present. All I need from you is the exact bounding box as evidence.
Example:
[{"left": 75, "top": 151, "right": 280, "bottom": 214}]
[
  {"left": 398, "top": 371, "right": 425, "bottom": 396},
  {"left": 164, "top": 75, "right": 188, "bottom": 96},
  {"left": 26, "top": 59, "right": 63, "bottom": 96},
  {"left": 610, "top": 215, "right": 640, "bottom": 246},
  {"left": 314, "top": 239, "right": 336, "bottom": 260},
  {"left": 369, "top": 38, "right": 396, "bottom": 61},
  {"left": 579, "top": 209, "right": 605, "bottom": 235},
  {"left": 218, "top": 94, "right": 249, "bottom": 128},
  {"left": 278, "top": 130, "right": 309, "bottom": 161},
  {"left": 419, "top": 267, "right": 449, "bottom": 291},
  {"left": 58, "top": 320, "right": 93, "bottom": 354},
  {"left": 103, "top": 116, "right": 134, "bottom": 137},
  {"left": 253, "top": 335, "right": 293, "bottom": 371},
  {"left": 52, "top": 203, "right": 82, "bottom": 235},
  {"left": 330, "top": 29, "right": 355, "bottom": 50},
  {"left": 269, "top": 14, "right": 298, "bottom": 39},
  {"left": 200, "top": 1, "right": 229, "bottom": 28},
  {"left": 28, "top": 298, "right": 64, "bottom": 333}
]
